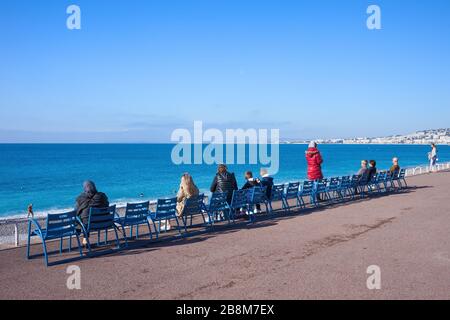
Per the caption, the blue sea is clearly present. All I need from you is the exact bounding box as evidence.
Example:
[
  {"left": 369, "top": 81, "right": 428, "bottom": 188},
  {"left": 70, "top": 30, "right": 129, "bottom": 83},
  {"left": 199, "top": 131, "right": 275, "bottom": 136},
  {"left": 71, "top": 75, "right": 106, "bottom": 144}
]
[{"left": 0, "top": 144, "right": 448, "bottom": 219}]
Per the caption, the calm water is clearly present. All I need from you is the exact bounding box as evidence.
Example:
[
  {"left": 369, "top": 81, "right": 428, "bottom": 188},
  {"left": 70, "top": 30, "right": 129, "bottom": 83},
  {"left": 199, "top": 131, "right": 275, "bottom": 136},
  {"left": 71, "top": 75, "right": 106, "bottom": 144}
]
[{"left": 0, "top": 144, "right": 448, "bottom": 218}]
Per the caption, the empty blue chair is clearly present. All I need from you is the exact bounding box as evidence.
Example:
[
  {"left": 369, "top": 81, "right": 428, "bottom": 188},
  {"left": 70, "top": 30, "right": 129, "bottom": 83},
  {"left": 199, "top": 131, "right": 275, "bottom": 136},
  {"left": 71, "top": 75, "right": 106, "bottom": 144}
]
[
  {"left": 394, "top": 169, "right": 407, "bottom": 189},
  {"left": 338, "top": 176, "right": 352, "bottom": 199},
  {"left": 283, "top": 182, "right": 301, "bottom": 211},
  {"left": 85, "top": 205, "right": 122, "bottom": 252},
  {"left": 149, "top": 197, "right": 183, "bottom": 238},
  {"left": 312, "top": 179, "right": 330, "bottom": 206},
  {"left": 27, "top": 210, "right": 83, "bottom": 267},
  {"left": 350, "top": 174, "right": 362, "bottom": 199},
  {"left": 181, "top": 194, "right": 210, "bottom": 230},
  {"left": 373, "top": 171, "right": 387, "bottom": 192},
  {"left": 298, "top": 181, "right": 314, "bottom": 208},
  {"left": 326, "top": 177, "right": 341, "bottom": 202},
  {"left": 208, "top": 192, "right": 233, "bottom": 224},
  {"left": 114, "top": 201, "right": 152, "bottom": 247},
  {"left": 268, "top": 184, "right": 288, "bottom": 213},
  {"left": 230, "top": 189, "right": 251, "bottom": 220}
]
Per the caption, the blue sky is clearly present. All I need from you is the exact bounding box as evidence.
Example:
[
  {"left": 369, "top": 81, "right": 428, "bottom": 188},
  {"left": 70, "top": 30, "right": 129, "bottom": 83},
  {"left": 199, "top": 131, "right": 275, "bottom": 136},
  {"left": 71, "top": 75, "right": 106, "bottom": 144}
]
[{"left": 0, "top": 0, "right": 449, "bottom": 142}]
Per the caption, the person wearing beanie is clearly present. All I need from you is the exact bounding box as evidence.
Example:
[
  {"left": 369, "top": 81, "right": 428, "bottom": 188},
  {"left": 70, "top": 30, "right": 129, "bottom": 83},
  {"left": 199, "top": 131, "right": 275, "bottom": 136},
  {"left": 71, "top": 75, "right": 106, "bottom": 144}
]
[{"left": 305, "top": 141, "right": 323, "bottom": 181}]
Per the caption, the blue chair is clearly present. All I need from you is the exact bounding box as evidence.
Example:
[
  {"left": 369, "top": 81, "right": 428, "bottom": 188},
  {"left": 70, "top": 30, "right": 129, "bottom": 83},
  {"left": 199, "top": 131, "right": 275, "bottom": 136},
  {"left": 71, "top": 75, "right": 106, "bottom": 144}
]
[
  {"left": 394, "top": 169, "right": 407, "bottom": 189},
  {"left": 114, "top": 201, "right": 152, "bottom": 247},
  {"left": 268, "top": 184, "right": 288, "bottom": 213},
  {"left": 148, "top": 197, "right": 183, "bottom": 238},
  {"left": 181, "top": 194, "right": 210, "bottom": 230},
  {"left": 249, "top": 186, "right": 270, "bottom": 215},
  {"left": 327, "top": 177, "right": 343, "bottom": 201},
  {"left": 230, "top": 189, "right": 251, "bottom": 221},
  {"left": 298, "top": 181, "right": 314, "bottom": 208},
  {"left": 27, "top": 210, "right": 83, "bottom": 267},
  {"left": 312, "top": 179, "right": 330, "bottom": 206},
  {"left": 350, "top": 174, "right": 362, "bottom": 199},
  {"left": 208, "top": 192, "right": 233, "bottom": 224},
  {"left": 283, "top": 182, "right": 301, "bottom": 211},
  {"left": 373, "top": 171, "right": 388, "bottom": 193},
  {"left": 338, "top": 176, "right": 352, "bottom": 199},
  {"left": 85, "top": 205, "right": 122, "bottom": 252}
]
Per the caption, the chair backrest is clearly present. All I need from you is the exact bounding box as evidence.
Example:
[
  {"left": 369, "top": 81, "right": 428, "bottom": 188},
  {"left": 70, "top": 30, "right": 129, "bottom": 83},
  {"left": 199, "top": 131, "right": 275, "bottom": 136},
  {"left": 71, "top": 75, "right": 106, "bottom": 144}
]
[
  {"left": 377, "top": 171, "right": 387, "bottom": 182},
  {"left": 328, "top": 177, "right": 340, "bottom": 190},
  {"left": 209, "top": 192, "right": 230, "bottom": 211},
  {"left": 285, "top": 182, "right": 300, "bottom": 199},
  {"left": 88, "top": 205, "right": 117, "bottom": 232},
  {"left": 124, "top": 201, "right": 150, "bottom": 225},
  {"left": 270, "top": 184, "right": 285, "bottom": 201},
  {"left": 183, "top": 194, "right": 206, "bottom": 216},
  {"left": 314, "top": 179, "right": 328, "bottom": 192},
  {"left": 351, "top": 174, "right": 362, "bottom": 186},
  {"left": 340, "top": 176, "right": 351, "bottom": 188},
  {"left": 398, "top": 168, "right": 406, "bottom": 179},
  {"left": 251, "top": 186, "right": 267, "bottom": 205},
  {"left": 230, "top": 189, "right": 250, "bottom": 209},
  {"left": 299, "top": 180, "right": 314, "bottom": 195},
  {"left": 154, "top": 197, "right": 178, "bottom": 220},
  {"left": 45, "top": 210, "right": 78, "bottom": 239}
]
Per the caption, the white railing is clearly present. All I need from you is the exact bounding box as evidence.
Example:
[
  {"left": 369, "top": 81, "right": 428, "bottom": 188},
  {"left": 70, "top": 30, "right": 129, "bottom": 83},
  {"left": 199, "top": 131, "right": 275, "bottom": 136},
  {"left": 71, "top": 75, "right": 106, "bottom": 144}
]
[{"left": 404, "top": 161, "right": 450, "bottom": 177}]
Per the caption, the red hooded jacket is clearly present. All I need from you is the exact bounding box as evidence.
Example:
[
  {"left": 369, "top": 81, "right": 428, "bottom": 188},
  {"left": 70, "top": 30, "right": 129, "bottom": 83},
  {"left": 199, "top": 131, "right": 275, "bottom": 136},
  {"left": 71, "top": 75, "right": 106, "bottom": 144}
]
[{"left": 305, "top": 147, "right": 323, "bottom": 180}]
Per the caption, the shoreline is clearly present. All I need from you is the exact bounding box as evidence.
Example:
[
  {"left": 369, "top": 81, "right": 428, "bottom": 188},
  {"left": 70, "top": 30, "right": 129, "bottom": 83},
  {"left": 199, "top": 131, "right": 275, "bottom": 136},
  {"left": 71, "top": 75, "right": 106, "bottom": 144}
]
[{"left": 1, "top": 161, "right": 449, "bottom": 247}]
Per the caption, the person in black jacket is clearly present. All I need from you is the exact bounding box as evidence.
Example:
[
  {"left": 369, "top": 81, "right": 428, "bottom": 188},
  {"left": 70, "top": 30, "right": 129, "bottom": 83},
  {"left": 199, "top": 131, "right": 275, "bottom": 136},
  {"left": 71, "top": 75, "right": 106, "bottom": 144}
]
[
  {"left": 210, "top": 164, "right": 238, "bottom": 203},
  {"left": 367, "top": 160, "right": 377, "bottom": 182},
  {"left": 75, "top": 180, "right": 109, "bottom": 227},
  {"left": 259, "top": 168, "right": 274, "bottom": 199},
  {"left": 241, "top": 171, "right": 261, "bottom": 212},
  {"left": 241, "top": 171, "right": 260, "bottom": 190}
]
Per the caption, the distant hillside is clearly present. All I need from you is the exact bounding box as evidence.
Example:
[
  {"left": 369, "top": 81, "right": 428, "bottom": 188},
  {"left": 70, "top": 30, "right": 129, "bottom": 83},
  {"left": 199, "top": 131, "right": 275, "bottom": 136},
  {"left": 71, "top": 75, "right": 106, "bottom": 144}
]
[{"left": 283, "top": 128, "right": 450, "bottom": 145}]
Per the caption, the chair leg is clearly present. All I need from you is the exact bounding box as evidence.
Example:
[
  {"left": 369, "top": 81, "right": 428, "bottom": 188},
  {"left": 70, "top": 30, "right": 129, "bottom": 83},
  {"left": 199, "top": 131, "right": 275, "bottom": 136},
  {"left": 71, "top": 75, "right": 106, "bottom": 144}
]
[
  {"left": 26, "top": 227, "right": 32, "bottom": 259},
  {"left": 151, "top": 220, "right": 159, "bottom": 239},
  {"left": 146, "top": 221, "right": 153, "bottom": 240},
  {"left": 113, "top": 227, "right": 120, "bottom": 249},
  {"left": 42, "top": 240, "right": 49, "bottom": 267},
  {"left": 121, "top": 225, "right": 129, "bottom": 247},
  {"left": 174, "top": 217, "right": 183, "bottom": 237},
  {"left": 59, "top": 238, "right": 63, "bottom": 255},
  {"left": 75, "top": 234, "right": 83, "bottom": 257},
  {"left": 69, "top": 235, "right": 72, "bottom": 252}
]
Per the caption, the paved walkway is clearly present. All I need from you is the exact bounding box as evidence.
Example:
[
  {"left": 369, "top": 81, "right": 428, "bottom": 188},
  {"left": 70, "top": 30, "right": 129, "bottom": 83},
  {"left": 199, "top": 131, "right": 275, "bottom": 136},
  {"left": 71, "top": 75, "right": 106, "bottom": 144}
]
[{"left": 1, "top": 172, "right": 449, "bottom": 299}]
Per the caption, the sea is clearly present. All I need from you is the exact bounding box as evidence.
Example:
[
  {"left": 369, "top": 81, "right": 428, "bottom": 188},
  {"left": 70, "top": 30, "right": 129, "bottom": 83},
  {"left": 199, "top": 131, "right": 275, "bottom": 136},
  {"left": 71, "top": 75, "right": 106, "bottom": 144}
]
[{"left": 0, "top": 143, "right": 448, "bottom": 219}]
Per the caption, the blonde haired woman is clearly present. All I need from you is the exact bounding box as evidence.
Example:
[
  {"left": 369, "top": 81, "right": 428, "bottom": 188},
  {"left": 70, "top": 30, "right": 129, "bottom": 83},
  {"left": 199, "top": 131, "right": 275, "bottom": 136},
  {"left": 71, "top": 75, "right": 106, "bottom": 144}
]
[{"left": 176, "top": 173, "right": 199, "bottom": 217}]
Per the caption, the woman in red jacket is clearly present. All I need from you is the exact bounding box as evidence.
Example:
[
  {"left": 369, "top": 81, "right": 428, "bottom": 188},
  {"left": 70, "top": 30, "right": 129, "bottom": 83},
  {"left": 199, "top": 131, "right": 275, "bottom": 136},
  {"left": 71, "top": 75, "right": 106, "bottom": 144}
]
[{"left": 305, "top": 141, "right": 323, "bottom": 181}]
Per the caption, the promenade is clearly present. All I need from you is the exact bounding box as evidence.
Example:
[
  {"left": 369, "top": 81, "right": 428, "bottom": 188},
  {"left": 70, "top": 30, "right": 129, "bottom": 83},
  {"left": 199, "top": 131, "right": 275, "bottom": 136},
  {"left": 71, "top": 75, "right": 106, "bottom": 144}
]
[{"left": 1, "top": 171, "right": 449, "bottom": 299}]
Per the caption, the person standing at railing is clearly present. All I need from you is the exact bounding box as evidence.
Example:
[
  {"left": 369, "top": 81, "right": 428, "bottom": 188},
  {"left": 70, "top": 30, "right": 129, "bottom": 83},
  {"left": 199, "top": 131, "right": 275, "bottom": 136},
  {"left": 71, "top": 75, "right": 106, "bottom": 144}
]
[{"left": 428, "top": 143, "right": 438, "bottom": 173}]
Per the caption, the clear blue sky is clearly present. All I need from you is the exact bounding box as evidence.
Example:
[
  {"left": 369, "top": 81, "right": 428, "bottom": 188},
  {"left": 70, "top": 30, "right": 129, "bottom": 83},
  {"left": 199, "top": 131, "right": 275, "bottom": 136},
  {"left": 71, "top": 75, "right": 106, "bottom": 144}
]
[{"left": 1, "top": 0, "right": 449, "bottom": 142}]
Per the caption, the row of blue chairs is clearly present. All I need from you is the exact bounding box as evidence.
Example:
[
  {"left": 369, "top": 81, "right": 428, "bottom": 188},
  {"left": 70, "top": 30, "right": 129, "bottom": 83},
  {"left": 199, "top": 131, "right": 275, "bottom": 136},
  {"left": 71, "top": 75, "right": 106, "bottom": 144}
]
[{"left": 27, "top": 169, "right": 407, "bottom": 266}]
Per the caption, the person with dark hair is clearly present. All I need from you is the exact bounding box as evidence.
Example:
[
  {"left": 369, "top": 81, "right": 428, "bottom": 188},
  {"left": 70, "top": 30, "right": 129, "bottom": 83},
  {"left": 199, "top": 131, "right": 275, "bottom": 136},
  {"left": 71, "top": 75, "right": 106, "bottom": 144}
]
[
  {"left": 241, "top": 171, "right": 260, "bottom": 190},
  {"left": 367, "top": 160, "right": 377, "bottom": 182},
  {"left": 241, "top": 171, "right": 261, "bottom": 213},
  {"left": 210, "top": 164, "right": 238, "bottom": 203}
]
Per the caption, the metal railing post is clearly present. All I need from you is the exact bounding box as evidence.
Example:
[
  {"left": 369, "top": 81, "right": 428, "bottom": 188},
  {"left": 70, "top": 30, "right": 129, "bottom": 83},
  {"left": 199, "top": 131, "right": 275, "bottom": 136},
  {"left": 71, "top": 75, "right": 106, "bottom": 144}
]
[{"left": 14, "top": 223, "right": 19, "bottom": 247}]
